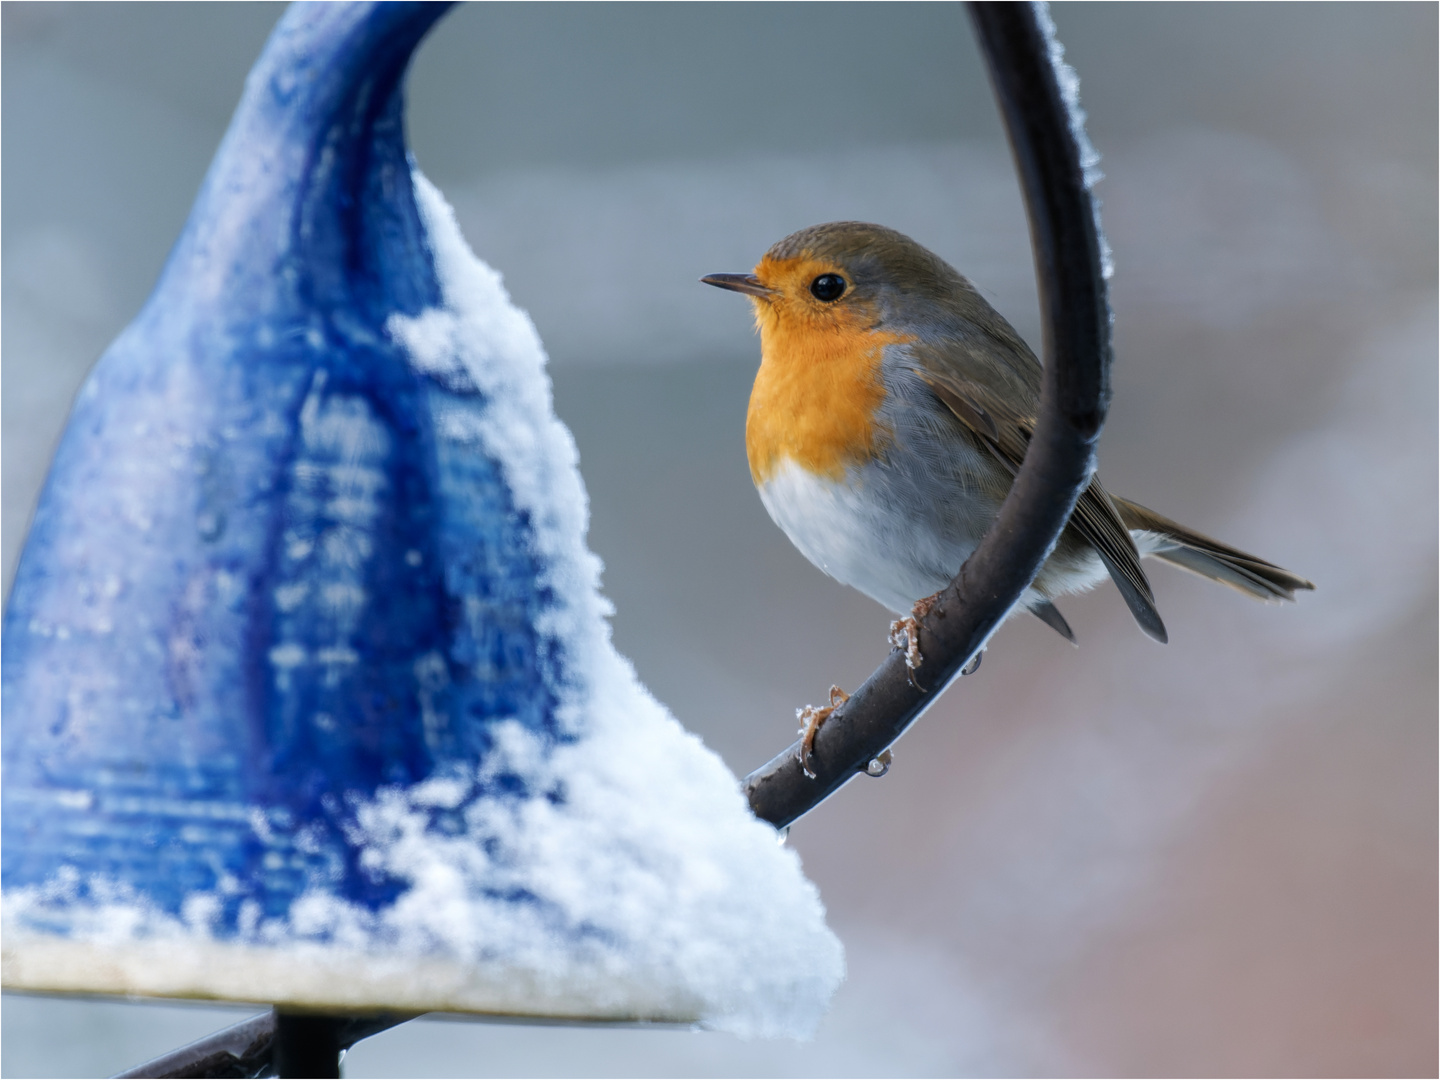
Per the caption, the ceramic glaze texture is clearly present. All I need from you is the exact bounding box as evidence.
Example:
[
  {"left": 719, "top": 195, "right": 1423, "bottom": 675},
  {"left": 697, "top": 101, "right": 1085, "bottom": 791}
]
[
  {"left": 1, "top": 1, "right": 553, "bottom": 932},
  {"left": 0, "top": 3, "right": 843, "bottom": 1034}
]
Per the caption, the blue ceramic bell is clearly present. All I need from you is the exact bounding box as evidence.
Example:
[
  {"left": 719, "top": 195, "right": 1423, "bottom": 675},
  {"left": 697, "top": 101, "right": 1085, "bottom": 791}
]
[{"left": 2, "top": 1, "right": 840, "bottom": 1036}]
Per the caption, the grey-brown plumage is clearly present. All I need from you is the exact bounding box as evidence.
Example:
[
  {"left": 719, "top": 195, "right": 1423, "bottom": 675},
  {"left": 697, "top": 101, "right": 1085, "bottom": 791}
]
[{"left": 706, "top": 221, "right": 1315, "bottom": 643}]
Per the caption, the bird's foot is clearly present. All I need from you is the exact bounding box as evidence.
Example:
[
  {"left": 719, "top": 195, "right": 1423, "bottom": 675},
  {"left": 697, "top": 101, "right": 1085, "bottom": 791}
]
[
  {"left": 796, "top": 685, "right": 850, "bottom": 779},
  {"left": 889, "top": 592, "right": 942, "bottom": 680},
  {"left": 912, "top": 592, "right": 942, "bottom": 620},
  {"left": 888, "top": 616, "right": 924, "bottom": 674}
]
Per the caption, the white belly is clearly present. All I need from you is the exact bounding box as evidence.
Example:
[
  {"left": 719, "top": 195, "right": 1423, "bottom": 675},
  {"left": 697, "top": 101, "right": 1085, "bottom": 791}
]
[
  {"left": 756, "top": 458, "right": 970, "bottom": 614},
  {"left": 756, "top": 456, "right": 1114, "bottom": 615}
]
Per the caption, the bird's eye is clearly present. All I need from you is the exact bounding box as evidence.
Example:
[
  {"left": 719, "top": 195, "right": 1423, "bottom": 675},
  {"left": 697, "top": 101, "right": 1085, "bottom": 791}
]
[{"left": 809, "top": 273, "right": 847, "bottom": 302}]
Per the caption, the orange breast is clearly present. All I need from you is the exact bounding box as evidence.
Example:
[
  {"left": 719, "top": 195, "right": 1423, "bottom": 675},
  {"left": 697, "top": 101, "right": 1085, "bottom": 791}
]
[{"left": 745, "top": 278, "right": 909, "bottom": 485}]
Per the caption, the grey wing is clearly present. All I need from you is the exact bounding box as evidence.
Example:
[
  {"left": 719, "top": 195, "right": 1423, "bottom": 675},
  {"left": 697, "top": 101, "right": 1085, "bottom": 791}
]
[{"left": 916, "top": 363, "right": 1168, "bottom": 644}]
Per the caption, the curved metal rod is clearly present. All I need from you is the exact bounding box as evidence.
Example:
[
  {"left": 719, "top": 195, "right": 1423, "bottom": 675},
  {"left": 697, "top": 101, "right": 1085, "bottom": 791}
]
[
  {"left": 114, "top": 1, "right": 1112, "bottom": 1075},
  {"left": 744, "top": 0, "right": 1113, "bottom": 827},
  {"left": 110, "top": 1009, "right": 410, "bottom": 1079},
  {"left": 110, "top": 1011, "right": 274, "bottom": 1079}
]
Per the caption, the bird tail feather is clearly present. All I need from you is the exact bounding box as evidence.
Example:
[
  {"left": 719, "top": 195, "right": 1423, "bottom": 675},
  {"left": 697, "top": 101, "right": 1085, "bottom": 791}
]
[{"left": 1112, "top": 496, "right": 1315, "bottom": 602}]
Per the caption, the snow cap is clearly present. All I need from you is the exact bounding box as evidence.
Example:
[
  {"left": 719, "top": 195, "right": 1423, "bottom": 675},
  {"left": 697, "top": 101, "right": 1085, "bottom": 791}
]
[{"left": 1, "top": 1, "right": 841, "bottom": 1038}]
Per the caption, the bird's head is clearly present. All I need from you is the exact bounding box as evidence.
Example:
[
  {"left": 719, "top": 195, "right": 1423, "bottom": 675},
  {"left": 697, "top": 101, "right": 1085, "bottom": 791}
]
[{"left": 702, "top": 221, "right": 974, "bottom": 342}]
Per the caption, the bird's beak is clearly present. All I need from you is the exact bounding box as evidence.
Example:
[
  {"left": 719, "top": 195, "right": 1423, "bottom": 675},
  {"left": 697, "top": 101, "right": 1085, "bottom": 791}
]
[{"left": 700, "top": 273, "right": 774, "bottom": 299}]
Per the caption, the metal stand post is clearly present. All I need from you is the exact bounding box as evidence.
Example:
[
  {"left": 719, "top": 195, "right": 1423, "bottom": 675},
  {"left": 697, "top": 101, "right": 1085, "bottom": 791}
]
[{"left": 273, "top": 1013, "right": 342, "bottom": 1079}]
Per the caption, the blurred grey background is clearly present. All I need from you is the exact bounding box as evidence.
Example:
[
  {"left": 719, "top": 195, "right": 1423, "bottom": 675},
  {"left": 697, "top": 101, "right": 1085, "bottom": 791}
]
[{"left": 2, "top": 2, "right": 1435, "bottom": 1076}]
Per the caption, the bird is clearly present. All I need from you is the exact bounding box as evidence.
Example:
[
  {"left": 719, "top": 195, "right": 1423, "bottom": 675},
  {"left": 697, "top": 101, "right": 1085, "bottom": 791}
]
[{"left": 702, "top": 221, "right": 1313, "bottom": 694}]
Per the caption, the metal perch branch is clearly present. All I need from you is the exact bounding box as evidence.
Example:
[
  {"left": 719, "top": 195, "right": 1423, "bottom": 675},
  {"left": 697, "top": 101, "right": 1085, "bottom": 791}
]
[
  {"left": 744, "top": 0, "right": 1113, "bottom": 828},
  {"left": 113, "top": 2, "right": 1110, "bottom": 1076}
]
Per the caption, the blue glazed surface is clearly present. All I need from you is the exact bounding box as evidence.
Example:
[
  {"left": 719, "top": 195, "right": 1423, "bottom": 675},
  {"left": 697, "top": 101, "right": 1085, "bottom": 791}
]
[{"left": 2, "top": 1, "right": 565, "bottom": 930}]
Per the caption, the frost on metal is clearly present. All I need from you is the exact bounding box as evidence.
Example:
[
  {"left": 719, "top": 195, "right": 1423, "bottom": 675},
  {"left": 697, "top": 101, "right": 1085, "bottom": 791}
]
[
  {"left": 1034, "top": 1, "right": 1115, "bottom": 281},
  {"left": 1, "top": 2, "right": 841, "bottom": 1040}
]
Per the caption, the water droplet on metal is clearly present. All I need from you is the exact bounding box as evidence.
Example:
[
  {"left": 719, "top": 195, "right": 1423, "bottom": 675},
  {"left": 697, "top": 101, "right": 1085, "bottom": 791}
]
[{"left": 865, "top": 749, "right": 894, "bottom": 777}]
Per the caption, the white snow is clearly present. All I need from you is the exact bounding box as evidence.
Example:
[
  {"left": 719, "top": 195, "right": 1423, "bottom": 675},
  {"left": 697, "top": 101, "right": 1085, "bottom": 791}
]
[
  {"left": 1036, "top": 2, "right": 1115, "bottom": 282},
  {"left": 375, "top": 172, "right": 842, "bottom": 1034},
  {"left": 2, "top": 171, "right": 844, "bottom": 1039}
]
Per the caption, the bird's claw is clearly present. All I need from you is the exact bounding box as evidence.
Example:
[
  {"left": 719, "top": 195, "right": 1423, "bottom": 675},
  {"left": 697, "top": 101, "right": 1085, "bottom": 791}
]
[
  {"left": 796, "top": 685, "right": 850, "bottom": 779},
  {"left": 889, "top": 592, "right": 942, "bottom": 675},
  {"left": 888, "top": 616, "right": 923, "bottom": 674}
]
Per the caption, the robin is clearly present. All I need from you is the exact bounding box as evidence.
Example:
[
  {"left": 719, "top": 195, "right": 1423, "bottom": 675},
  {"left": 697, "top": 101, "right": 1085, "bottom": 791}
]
[{"left": 703, "top": 222, "right": 1313, "bottom": 766}]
